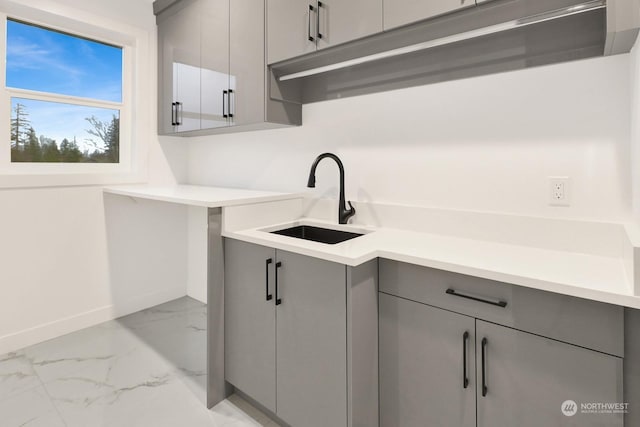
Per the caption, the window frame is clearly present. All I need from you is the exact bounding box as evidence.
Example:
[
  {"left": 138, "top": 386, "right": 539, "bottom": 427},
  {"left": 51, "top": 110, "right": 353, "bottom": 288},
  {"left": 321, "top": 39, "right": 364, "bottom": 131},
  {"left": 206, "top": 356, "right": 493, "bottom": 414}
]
[{"left": 0, "top": 1, "right": 149, "bottom": 188}]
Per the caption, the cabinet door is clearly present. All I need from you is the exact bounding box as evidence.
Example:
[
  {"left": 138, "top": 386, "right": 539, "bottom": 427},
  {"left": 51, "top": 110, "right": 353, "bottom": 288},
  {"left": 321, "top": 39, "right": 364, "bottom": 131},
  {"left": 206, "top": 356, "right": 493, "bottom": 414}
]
[
  {"left": 224, "top": 240, "right": 277, "bottom": 412},
  {"left": 316, "top": 0, "right": 382, "bottom": 50},
  {"left": 229, "top": 0, "right": 265, "bottom": 127},
  {"left": 275, "top": 250, "right": 347, "bottom": 427},
  {"left": 383, "top": 0, "right": 475, "bottom": 31},
  {"left": 267, "top": 0, "right": 317, "bottom": 64},
  {"left": 379, "top": 293, "right": 476, "bottom": 427},
  {"left": 200, "top": 0, "right": 230, "bottom": 130},
  {"left": 476, "top": 320, "right": 623, "bottom": 427},
  {"left": 157, "top": 0, "right": 201, "bottom": 134}
]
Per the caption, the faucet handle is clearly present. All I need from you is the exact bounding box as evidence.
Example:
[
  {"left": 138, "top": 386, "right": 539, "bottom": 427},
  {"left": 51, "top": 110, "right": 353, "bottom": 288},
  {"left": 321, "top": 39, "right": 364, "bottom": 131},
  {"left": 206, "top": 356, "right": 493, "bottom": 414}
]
[{"left": 345, "top": 201, "right": 356, "bottom": 223}]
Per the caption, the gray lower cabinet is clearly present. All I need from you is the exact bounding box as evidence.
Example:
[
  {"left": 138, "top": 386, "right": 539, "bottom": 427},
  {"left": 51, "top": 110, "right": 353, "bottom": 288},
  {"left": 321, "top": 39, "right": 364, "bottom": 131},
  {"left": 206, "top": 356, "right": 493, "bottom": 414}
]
[
  {"left": 224, "top": 240, "right": 277, "bottom": 411},
  {"left": 476, "top": 320, "right": 623, "bottom": 427},
  {"left": 380, "top": 292, "right": 624, "bottom": 427},
  {"left": 267, "top": 0, "right": 383, "bottom": 64},
  {"left": 379, "top": 293, "right": 476, "bottom": 427},
  {"left": 275, "top": 250, "right": 347, "bottom": 427},
  {"left": 383, "top": 0, "right": 476, "bottom": 31},
  {"left": 225, "top": 239, "right": 378, "bottom": 427}
]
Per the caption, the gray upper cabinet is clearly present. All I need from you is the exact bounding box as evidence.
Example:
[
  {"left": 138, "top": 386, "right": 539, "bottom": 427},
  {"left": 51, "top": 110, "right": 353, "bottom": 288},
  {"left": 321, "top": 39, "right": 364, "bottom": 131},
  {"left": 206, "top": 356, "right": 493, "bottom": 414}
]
[
  {"left": 315, "top": 0, "right": 383, "bottom": 51},
  {"left": 155, "top": 0, "right": 301, "bottom": 136},
  {"left": 267, "top": 0, "right": 317, "bottom": 64},
  {"left": 229, "top": 0, "right": 266, "bottom": 128},
  {"left": 267, "top": 0, "right": 382, "bottom": 64},
  {"left": 476, "top": 320, "right": 623, "bottom": 427},
  {"left": 224, "top": 239, "right": 277, "bottom": 412},
  {"left": 200, "top": 0, "right": 230, "bottom": 131},
  {"left": 383, "top": 0, "right": 476, "bottom": 31},
  {"left": 157, "top": 0, "right": 229, "bottom": 134},
  {"left": 379, "top": 293, "right": 476, "bottom": 427},
  {"left": 157, "top": 0, "right": 202, "bottom": 134}
]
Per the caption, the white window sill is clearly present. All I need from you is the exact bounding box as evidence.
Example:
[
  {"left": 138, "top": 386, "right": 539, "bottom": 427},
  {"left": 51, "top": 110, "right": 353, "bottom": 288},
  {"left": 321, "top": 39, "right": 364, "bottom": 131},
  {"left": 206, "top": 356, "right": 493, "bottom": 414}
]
[{"left": 0, "top": 171, "right": 147, "bottom": 189}]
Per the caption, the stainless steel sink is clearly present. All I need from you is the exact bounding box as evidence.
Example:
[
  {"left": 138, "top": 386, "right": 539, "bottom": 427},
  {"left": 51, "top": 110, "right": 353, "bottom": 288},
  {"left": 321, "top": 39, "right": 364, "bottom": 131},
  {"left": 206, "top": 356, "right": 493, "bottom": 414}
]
[{"left": 270, "top": 225, "right": 363, "bottom": 244}]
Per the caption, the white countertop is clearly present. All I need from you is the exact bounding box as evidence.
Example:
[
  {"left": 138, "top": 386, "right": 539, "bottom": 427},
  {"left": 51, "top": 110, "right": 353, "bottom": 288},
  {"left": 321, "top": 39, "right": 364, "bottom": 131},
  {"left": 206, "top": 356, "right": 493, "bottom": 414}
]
[
  {"left": 103, "top": 184, "right": 303, "bottom": 207},
  {"left": 226, "top": 218, "right": 639, "bottom": 309},
  {"left": 102, "top": 186, "right": 640, "bottom": 309}
]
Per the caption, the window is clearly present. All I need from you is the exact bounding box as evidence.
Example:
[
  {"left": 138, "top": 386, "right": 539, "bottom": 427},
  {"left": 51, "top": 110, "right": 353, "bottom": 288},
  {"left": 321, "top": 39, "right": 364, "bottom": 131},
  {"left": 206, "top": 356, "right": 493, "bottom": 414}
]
[{"left": 7, "top": 19, "right": 123, "bottom": 163}]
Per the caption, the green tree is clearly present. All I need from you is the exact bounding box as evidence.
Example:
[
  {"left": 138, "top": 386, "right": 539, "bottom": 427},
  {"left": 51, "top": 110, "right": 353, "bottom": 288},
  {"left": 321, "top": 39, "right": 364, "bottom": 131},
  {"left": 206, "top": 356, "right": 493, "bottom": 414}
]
[
  {"left": 85, "top": 114, "right": 119, "bottom": 163},
  {"left": 41, "top": 141, "right": 60, "bottom": 162},
  {"left": 11, "top": 103, "right": 31, "bottom": 162},
  {"left": 23, "top": 127, "right": 42, "bottom": 162},
  {"left": 11, "top": 103, "right": 30, "bottom": 150},
  {"left": 60, "top": 138, "right": 82, "bottom": 162}
]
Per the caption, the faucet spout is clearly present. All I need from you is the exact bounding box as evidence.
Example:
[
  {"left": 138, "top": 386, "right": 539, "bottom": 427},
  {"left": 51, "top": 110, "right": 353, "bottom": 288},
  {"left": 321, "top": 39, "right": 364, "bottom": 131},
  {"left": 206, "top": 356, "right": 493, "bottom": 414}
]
[{"left": 307, "top": 153, "right": 356, "bottom": 225}]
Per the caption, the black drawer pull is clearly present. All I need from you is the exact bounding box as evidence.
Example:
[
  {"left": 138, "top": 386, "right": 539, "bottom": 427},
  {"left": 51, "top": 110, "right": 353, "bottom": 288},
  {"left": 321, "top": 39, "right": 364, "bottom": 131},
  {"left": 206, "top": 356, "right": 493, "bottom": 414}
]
[
  {"left": 462, "top": 331, "right": 469, "bottom": 389},
  {"left": 446, "top": 288, "right": 507, "bottom": 308},
  {"left": 265, "top": 258, "right": 273, "bottom": 301},
  {"left": 308, "top": 5, "right": 315, "bottom": 42},
  {"left": 175, "top": 102, "right": 182, "bottom": 126},
  {"left": 171, "top": 102, "right": 177, "bottom": 126},
  {"left": 481, "top": 337, "right": 488, "bottom": 397},
  {"left": 317, "top": 1, "right": 323, "bottom": 39},
  {"left": 222, "top": 90, "right": 228, "bottom": 118},
  {"left": 275, "top": 261, "right": 282, "bottom": 305}
]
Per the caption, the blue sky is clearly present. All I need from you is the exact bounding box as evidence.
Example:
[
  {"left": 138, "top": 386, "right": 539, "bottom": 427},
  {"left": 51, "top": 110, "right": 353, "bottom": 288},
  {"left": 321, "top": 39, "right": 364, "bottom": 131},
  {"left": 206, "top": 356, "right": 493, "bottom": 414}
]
[{"left": 7, "top": 20, "right": 122, "bottom": 151}]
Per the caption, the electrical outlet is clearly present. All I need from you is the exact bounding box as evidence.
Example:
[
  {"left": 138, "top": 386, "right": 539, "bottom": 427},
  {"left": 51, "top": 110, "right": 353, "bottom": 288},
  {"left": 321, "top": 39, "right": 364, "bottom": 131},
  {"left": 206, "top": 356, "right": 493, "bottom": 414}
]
[{"left": 549, "top": 176, "right": 570, "bottom": 206}]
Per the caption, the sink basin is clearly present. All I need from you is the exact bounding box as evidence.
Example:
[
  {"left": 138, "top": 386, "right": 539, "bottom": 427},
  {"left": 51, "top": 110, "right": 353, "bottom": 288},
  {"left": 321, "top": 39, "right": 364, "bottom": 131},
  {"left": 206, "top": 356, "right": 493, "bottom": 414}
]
[{"left": 270, "top": 225, "right": 363, "bottom": 244}]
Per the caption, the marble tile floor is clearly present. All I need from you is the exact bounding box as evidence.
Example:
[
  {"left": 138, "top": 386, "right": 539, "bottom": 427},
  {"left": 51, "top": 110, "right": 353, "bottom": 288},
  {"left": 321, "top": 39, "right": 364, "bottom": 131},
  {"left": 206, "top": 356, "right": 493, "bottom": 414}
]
[{"left": 0, "top": 297, "right": 281, "bottom": 427}]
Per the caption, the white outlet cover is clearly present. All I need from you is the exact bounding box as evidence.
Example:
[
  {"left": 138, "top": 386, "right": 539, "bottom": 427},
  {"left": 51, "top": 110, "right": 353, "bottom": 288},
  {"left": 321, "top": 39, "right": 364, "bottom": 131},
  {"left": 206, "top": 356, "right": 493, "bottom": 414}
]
[{"left": 549, "top": 176, "right": 570, "bottom": 206}]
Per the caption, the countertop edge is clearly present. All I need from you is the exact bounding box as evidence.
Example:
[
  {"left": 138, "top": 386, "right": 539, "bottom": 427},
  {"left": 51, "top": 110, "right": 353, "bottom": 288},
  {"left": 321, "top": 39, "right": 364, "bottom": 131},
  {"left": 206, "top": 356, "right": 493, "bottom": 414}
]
[
  {"left": 224, "top": 229, "right": 640, "bottom": 310},
  {"left": 102, "top": 185, "right": 304, "bottom": 207}
]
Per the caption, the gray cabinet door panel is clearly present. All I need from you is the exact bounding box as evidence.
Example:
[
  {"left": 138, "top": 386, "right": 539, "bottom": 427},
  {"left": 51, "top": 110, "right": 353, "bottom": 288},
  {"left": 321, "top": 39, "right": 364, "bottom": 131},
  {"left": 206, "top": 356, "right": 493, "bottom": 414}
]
[
  {"left": 267, "top": 0, "right": 318, "bottom": 63},
  {"left": 230, "top": 0, "right": 265, "bottom": 126},
  {"left": 476, "top": 320, "right": 623, "bottom": 427},
  {"left": 276, "top": 250, "right": 347, "bottom": 427},
  {"left": 157, "top": 0, "right": 201, "bottom": 134},
  {"left": 316, "top": 0, "right": 382, "bottom": 50},
  {"left": 224, "top": 239, "right": 277, "bottom": 412},
  {"left": 200, "top": 0, "right": 230, "bottom": 131},
  {"left": 379, "top": 293, "right": 476, "bottom": 427},
  {"left": 383, "top": 0, "right": 475, "bottom": 31}
]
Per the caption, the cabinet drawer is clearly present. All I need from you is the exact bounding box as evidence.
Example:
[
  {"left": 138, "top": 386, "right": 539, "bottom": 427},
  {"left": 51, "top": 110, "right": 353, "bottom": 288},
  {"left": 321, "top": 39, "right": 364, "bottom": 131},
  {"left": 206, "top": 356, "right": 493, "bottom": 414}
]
[{"left": 379, "top": 259, "right": 624, "bottom": 357}]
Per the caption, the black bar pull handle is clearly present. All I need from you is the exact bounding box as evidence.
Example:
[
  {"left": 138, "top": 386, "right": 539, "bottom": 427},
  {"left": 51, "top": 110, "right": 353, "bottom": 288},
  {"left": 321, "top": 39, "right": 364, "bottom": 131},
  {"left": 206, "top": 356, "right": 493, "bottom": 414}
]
[
  {"left": 171, "top": 102, "right": 177, "bottom": 126},
  {"left": 308, "top": 5, "right": 315, "bottom": 42},
  {"left": 481, "top": 337, "right": 488, "bottom": 397},
  {"left": 275, "top": 261, "right": 282, "bottom": 305},
  {"left": 228, "top": 89, "right": 234, "bottom": 119},
  {"left": 317, "top": 1, "right": 323, "bottom": 39},
  {"left": 175, "top": 102, "right": 182, "bottom": 126},
  {"left": 265, "top": 258, "right": 273, "bottom": 301},
  {"left": 446, "top": 288, "right": 507, "bottom": 308},
  {"left": 222, "top": 90, "right": 228, "bottom": 118},
  {"left": 463, "top": 331, "right": 469, "bottom": 389}
]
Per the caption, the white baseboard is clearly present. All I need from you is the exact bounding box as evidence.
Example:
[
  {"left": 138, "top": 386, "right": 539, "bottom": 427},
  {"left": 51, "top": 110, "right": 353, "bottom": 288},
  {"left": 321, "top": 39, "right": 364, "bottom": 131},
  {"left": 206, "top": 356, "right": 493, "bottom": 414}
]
[{"left": 0, "top": 288, "right": 186, "bottom": 355}]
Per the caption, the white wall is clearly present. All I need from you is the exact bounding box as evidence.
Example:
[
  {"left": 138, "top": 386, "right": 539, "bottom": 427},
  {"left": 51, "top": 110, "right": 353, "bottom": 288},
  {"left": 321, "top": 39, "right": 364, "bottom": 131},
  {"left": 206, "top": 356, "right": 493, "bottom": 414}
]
[
  {"left": 188, "top": 55, "right": 632, "bottom": 223},
  {"left": 631, "top": 34, "right": 640, "bottom": 226},
  {"left": 0, "top": 0, "right": 188, "bottom": 354}
]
